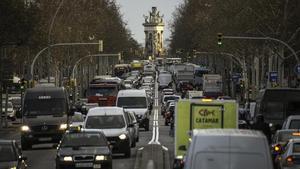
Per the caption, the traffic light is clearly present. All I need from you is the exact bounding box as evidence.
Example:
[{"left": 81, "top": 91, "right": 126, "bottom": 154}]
[{"left": 217, "top": 33, "right": 223, "bottom": 46}]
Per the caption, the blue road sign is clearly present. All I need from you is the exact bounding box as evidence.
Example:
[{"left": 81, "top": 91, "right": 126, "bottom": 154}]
[
  {"left": 269, "top": 71, "right": 278, "bottom": 82},
  {"left": 295, "top": 65, "right": 300, "bottom": 75}
]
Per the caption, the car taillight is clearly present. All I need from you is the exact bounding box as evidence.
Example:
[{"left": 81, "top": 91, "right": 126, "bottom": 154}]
[{"left": 286, "top": 156, "right": 294, "bottom": 165}]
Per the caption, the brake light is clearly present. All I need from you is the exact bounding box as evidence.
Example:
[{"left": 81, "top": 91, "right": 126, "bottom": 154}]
[{"left": 286, "top": 156, "right": 294, "bottom": 165}]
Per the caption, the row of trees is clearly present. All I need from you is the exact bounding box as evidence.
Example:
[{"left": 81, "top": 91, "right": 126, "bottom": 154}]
[
  {"left": 170, "top": 0, "right": 300, "bottom": 95},
  {"left": 170, "top": 0, "right": 299, "bottom": 55},
  {"left": 0, "top": 0, "right": 140, "bottom": 79}
]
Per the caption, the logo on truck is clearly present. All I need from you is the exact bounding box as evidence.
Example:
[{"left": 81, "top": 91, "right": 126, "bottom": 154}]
[{"left": 192, "top": 105, "right": 223, "bottom": 128}]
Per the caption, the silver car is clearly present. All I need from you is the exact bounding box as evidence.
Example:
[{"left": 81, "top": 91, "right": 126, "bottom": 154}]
[{"left": 276, "top": 138, "right": 300, "bottom": 169}]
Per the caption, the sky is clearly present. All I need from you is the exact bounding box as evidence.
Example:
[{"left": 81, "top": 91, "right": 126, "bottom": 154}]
[{"left": 115, "top": 0, "right": 183, "bottom": 46}]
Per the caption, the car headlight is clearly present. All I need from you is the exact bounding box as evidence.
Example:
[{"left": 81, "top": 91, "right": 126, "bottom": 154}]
[
  {"left": 21, "top": 125, "right": 30, "bottom": 132},
  {"left": 10, "top": 167, "right": 17, "bottom": 169},
  {"left": 63, "top": 156, "right": 73, "bottom": 161},
  {"left": 119, "top": 134, "right": 127, "bottom": 140},
  {"left": 95, "top": 155, "right": 107, "bottom": 161},
  {"left": 59, "top": 124, "right": 68, "bottom": 130}
]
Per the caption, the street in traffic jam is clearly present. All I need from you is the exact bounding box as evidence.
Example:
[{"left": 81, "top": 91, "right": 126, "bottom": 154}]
[{"left": 1, "top": 0, "right": 300, "bottom": 169}]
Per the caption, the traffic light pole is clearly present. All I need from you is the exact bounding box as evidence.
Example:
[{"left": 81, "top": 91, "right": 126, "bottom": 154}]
[{"left": 222, "top": 35, "right": 300, "bottom": 63}]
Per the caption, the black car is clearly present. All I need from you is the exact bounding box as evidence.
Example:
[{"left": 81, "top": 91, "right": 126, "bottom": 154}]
[
  {"left": 0, "top": 140, "right": 27, "bottom": 169},
  {"left": 55, "top": 129, "right": 112, "bottom": 169}
]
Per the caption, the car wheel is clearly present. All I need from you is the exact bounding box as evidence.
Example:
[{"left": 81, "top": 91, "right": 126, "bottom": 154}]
[
  {"left": 124, "top": 147, "right": 131, "bottom": 158},
  {"left": 21, "top": 140, "right": 31, "bottom": 150}
]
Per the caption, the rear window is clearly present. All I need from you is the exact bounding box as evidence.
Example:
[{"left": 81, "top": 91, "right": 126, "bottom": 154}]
[
  {"left": 289, "top": 120, "right": 300, "bottom": 129},
  {"left": 278, "top": 132, "right": 300, "bottom": 142}
]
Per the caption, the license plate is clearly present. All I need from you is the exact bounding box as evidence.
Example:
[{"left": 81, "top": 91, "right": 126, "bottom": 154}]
[
  {"left": 75, "top": 163, "right": 93, "bottom": 168},
  {"left": 93, "top": 164, "right": 101, "bottom": 168},
  {"left": 38, "top": 137, "right": 52, "bottom": 142}
]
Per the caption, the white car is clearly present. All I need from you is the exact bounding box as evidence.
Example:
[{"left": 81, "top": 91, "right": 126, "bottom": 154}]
[
  {"left": 84, "top": 107, "right": 135, "bottom": 157},
  {"left": 1, "top": 101, "right": 16, "bottom": 120},
  {"left": 282, "top": 115, "right": 300, "bottom": 129}
]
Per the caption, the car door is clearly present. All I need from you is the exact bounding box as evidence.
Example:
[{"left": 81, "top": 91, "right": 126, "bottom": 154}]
[{"left": 123, "top": 111, "right": 135, "bottom": 144}]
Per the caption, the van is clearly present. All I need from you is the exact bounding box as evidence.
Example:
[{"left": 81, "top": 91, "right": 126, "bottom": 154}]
[
  {"left": 20, "top": 85, "right": 71, "bottom": 150},
  {"left": 83, "top": 107, "right": 135, "bottom": 157},
  {"left": 255, "top": 88, "right": 300, "bottom": 128},
  {"left": 116, "top": 89, "right": 150, "bottom": 131},
  {"left": 184, "top": 129, "right": 273, "bottom": 169}
]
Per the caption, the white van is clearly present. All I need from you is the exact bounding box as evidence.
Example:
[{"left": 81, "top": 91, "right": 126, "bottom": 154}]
[
  {"left": 184, "top": 129, "right": 273, "bottom": 169},
  {"left": 116, "top": 89, "right": 150, "bottom": 131}
]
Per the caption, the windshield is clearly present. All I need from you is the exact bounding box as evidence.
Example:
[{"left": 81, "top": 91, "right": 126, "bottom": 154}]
[
  {"left": 24, "top": 99, "right": 66, "bottom": 116},
  {"left": 88, "top": 87, "right": 117, "bottom": 97},
  {"left": 117, "top": 97, "right": 147, "bottom": 108},
  {"left": 293, "top": 143, "right": 300, "bottom": 153},
  {"left": 0, "top": 144, "right": 16, "bottom": 162},
  {"left": 278, "top": 132, "right": 300, "bottom": 142},
  {"left": 289, "top": 120, "right": 300, "bottom": 129},
  {"left": 164, "top": 96, "right": 180, "bottom": 103},
  {"left": 61, "top": 133, "right": 106, "bottom": 147},
  {"left": 85, "top": 115, "right": 125, "bottom": 129}
]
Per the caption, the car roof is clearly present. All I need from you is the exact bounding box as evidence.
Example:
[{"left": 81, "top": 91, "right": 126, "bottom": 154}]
[
  {"left": 276, "top": 129, "right": 300, "bottom": 134},
  {"left": 287, "top": 115, "right": 300, "bottom": 120},
  {"left": 87, "top": 107, "right": 124, "bottom": 116},
  {"left": 193, "top": 129, "right": 265, "bottom": 138},
  {"left": 118, "top": 89, "right": 146, "bottom": 97}
]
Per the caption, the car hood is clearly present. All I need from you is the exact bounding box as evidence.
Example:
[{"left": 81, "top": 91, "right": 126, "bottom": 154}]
[
  {"left": 23, "top": 115, "right": 67, "bottom": 126},
  {"left": 83, "top": 128, "right": 127, "bottom": 137},
  {"left": 59, "top": 146, "right": 110, "bottom": 156},
  {"left": 124, "top": 108, "right": 148, "bottom": 116},
  {"left": 0, "top": 161, "right": 18, "bottom": 168}
]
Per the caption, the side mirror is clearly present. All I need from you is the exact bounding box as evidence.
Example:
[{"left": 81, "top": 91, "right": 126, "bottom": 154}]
[{"left": 178, "top": 145, "right": 187, "bottom": 151}]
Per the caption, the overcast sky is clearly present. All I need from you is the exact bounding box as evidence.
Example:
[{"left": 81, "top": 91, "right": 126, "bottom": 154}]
[{"left": 115, "top": 0, "right": 183, "bottom": 46}]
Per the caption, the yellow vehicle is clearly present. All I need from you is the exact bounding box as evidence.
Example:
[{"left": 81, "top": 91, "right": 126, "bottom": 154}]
[
  {"left": 174, "top": 99, "right": 238, "bottom": 168},
  {"left": 130, "top": 60, "right": 143, "bottom": 72}
]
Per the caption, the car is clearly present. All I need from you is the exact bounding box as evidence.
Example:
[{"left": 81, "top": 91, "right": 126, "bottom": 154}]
[
  {"left": 275, "top": 139, "right": 300, "bottom": 169},
  {"left": 127, "top": 111, "right": 139, "bottom": 142},
  {"left": 162, "top": 88, "right": 174, "bottom": 95},
  {"left": 271, "top": 130, "right": 300, "bottom": 161},
  {"left": 116, "top": 89, "right": 151, "bottom": 131},
  {"left": 164, "top": 103, "right": 175, "bottom": 126},
  {"left": 158, "top": 73, "right": 173, "bottom": 90},
  {"left": 81, "top": 103, "right": 99, "bottom": 114},
  {"left": 55, "top": 129, "right": 112, "bottom": 169},
  {"left": 183, "top": 129, "right": 273, "bottom": 169},
  {"left": 83, "top": 107, "right": 134, "bottom": 157},
  {"left": 124, "top": 80, "right": 133, "bottom": 89},
  {"left": 161, "top": 100, "right": 175, "bottom": 116},
  {"left": 0, "top": 140, "right": 27, "bottom": 169},
  {"left": 70, "top": 112, "right": 85, "bottom": 128},
  {"left": 282, "top": 115, "right": 300, "bottom": 129},
  {"left": 9, "top": 96, "right": 22, "bottom": 118},
  {"left": 162, "top": 95, "right": 180, "bottom": 106},
  {"left": 1, "top": 101, "right": 16, "bottom": 121}
]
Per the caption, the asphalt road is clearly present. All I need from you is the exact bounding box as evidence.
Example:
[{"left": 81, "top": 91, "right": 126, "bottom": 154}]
[{"left": 0, "top": 84, "right": 175, "bottom": 169}]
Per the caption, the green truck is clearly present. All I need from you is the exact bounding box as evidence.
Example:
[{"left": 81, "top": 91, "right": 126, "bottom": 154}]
[{"left": 174, "top": 99, "right": 238, "bottom": 168}]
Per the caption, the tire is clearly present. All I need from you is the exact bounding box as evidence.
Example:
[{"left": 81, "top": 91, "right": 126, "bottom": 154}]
[
  {"left": 21, "top": 140, "right": 31, "bottom": 150},
  {"left": 124, "top": 147, "right": 131, "bottom": 158},
  {"left": 136, "top": 136, "right": 139, "bottom": 142}
]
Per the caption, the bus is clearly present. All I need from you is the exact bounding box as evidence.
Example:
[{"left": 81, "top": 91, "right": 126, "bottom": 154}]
[
  {"left": 114, "top": 64, "right": 131, "bottom": 79},
  {"left": 87, "top": 76, "right": 124, "bottom": 106},
  {"left": 166, "top": 57, "right": 182, "bottom": 65}
]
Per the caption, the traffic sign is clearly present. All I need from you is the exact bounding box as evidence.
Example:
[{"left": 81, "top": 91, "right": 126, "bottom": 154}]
[
  {"left": 295, "top": 65, "right": 300, "bottom": 75},
  {"left": 269, "top": 71, "right": 278, "bottom": 82}
]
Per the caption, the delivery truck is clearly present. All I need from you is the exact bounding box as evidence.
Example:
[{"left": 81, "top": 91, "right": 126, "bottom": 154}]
[{"left": 173, "top": 99, "right": 238, "bottom": 168}]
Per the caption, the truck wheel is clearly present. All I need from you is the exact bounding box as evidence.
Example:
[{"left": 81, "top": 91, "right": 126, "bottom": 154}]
[
  {"left": 21, "top": 140, "right": 31, "bottom": 150},
  {"left": 124, "top": 147, "right": 131, "bottom": 158}
]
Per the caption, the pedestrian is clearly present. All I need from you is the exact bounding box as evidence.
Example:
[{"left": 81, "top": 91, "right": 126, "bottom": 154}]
[{"left": 252, "top": 114, "right": 272, "bottom": 143}]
